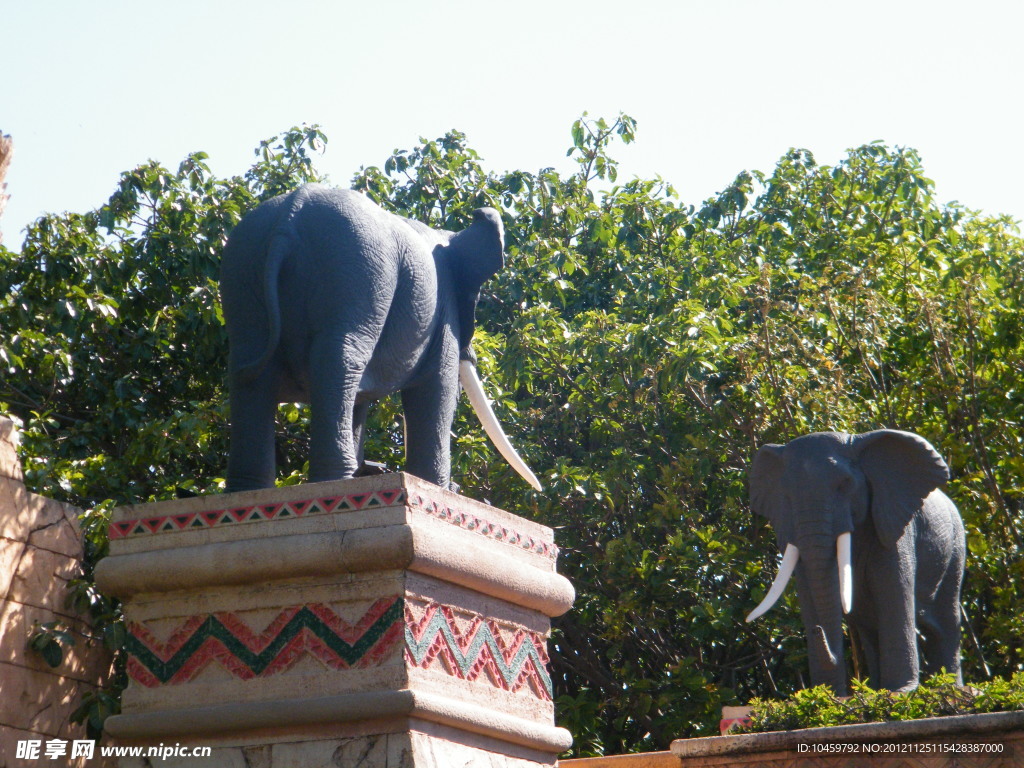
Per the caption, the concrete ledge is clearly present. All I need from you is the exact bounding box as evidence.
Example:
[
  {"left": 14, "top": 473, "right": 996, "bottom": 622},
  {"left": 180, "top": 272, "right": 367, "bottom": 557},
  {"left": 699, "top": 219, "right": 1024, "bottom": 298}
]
[
  {"left": 95, "top": 526, "right": 413, "bottom": 597},
  {"left": 562, "top": 711, "right": 1024, "bottom": 767},
  {"left": 96, "top": 522, "right": 574, "bottom": 617},
  {"left": 411, "top": 524, "right": 574, "bottom": 617},
  {"left": 105, "top": 688, "right": 573, "bottom": 753},
  {"left": 669, "top": 709, "right": 1024, "bottom": 757},
  {"left": 560, "top": 752, "right": 679, "bottom": 767}
]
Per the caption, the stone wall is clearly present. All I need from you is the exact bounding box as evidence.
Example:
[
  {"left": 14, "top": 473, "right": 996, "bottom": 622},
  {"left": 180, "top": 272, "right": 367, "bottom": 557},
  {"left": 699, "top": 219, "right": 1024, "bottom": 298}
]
[
  {"left": 560, "top": 710, "right": 1024, "bottom": 768},
  {"left": 0, "top": 417, "right": 111, "bottom": 766}
]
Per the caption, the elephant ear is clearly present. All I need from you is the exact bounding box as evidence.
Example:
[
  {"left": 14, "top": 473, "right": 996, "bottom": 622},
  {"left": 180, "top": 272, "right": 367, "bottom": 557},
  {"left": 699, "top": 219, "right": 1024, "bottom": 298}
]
[
  {"left": 851, "top": 429, "right": 950, "bottom": 548},
  {"left": 750, "top": 444, "right": 788, "bottom": 533},
  {"left": 447, "top": 208, "right": 505, "bottom": 359}
]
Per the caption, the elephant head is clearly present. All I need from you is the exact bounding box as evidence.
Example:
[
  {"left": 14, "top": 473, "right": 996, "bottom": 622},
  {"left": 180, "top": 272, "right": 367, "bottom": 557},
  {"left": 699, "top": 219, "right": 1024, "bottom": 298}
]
[
  {"left": 441, "top": 208, "right": 540, "bottom": 491},
  {"left": 448, "top": 207, "right": 504, "bottom": 360},
  {"left": 745, "top": 429, "right": 949, "bottom": 691}
]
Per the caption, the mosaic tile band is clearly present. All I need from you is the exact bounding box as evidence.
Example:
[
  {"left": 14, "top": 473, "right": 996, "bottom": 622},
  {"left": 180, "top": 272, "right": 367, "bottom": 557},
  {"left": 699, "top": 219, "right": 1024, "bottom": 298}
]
[
  {"left": 126, "top": 597, "right": 403, "bottom": 687},
  {"left": 408, "top": 493, "right": 558, "bottom": 560},
  {"left": 108, "top": 489, "right": 406, "bottom": 540},
  {"left": 125, "top": 598, "right": 554, "bottom": 702},
  {"left": 107, "top": 488, "right": 558, "bottom": 560},
  {"left": 405, "top": 602, "right": 553, "bottom": 700}
]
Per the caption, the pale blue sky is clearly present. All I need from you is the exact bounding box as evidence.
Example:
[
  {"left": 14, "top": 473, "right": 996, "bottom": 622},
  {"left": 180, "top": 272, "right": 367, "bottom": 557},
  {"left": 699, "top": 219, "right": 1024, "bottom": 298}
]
[{"left": 2, "top": 0, "right": 1022, "bottom": 247}]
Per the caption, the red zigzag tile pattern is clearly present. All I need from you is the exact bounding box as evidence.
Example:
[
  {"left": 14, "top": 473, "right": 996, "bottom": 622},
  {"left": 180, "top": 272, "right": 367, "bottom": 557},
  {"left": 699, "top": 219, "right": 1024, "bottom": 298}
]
[
  {"left": 126, "top": 597, "right": 404, "bottom": 687},
  {"left": 109, "top": 489, "right": 407, "bottom": 540},
  {"left": 405, "top": 601, "right": 553, "bottom": 700}
]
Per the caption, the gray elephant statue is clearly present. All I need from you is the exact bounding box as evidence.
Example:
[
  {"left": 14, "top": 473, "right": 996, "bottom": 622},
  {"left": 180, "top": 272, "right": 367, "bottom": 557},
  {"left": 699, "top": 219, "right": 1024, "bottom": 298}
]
[
  {"left": 745, "top": 429, "right": 965, "bottom": 694},
  {"left": 219, "top": 183, "right": 541, "bottom": 493}
]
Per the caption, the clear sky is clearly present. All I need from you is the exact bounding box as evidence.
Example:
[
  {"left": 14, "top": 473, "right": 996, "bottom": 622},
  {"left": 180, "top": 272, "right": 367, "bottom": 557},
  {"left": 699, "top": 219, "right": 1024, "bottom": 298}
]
[{"left": 2, "top": 0, "right": 1022, "bottom": 248}]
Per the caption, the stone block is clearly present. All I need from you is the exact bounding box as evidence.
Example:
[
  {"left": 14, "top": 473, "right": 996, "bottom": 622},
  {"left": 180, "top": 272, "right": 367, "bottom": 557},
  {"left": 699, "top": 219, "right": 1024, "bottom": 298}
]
[
  {"left": 6, "top": 545, "right": 80, "bottom": 610},
  {"left": 0, "top": 416, "right": 24, "bottom": 482},
  {"left": 0, "top": 600, "right": 110, "bottom": 681},
  {"left": 97, "top": 474, "right": 573, "bottom": 766},
  {"left": 25, "top": 499, "right": 84, "bottom": 558},
  {"left": 0, "top": 535, "right": 24, "bottom": 599},
  {"left": 0, "top": 483, "right": 82, "bottom": 558},
  {"left": 0, "top": 660, "right": 93, "bottom": 735}
]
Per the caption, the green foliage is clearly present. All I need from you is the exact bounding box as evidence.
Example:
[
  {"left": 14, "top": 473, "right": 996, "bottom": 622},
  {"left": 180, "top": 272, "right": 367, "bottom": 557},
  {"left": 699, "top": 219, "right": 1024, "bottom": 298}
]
[
  {"left": 744, "top": 673, "right": 1024, "bottom": 732},
  {"left": 2, "top": 125, "right": 328, "bottom": 734},
  {"left": 2, "top": 115, "right": 1022, "bottom": 754},
  {"left": 71, "top": 688, "right": 123, "bottom": 741},
  {"left": 1, "top": 124, "right": 328, "bottom": 509},
  {"left": 27, "top": 621, "right": 76, "bottom": 668}
]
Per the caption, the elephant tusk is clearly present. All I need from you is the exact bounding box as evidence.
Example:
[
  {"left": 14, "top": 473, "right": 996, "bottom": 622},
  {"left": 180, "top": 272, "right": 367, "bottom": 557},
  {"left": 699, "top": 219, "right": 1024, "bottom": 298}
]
[
  {"left": 837, "top": 532, "right": 853, "bottom": 614},
  {"left": 745, "top": 543, "right": 800, "bottom": 623},
  {"left": 459, "top": 361, "right": 543, "bottom": 491}
]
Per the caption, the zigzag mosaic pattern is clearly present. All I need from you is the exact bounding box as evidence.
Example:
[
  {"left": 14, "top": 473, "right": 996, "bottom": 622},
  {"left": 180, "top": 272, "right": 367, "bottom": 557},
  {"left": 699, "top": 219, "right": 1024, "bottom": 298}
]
[
  {"left": 405, "top": 602, "right": 553, "bottom": 700},
  {"left": 126, "top": 597, "right": 403, "bottom": 687},
  {"left": 108, "top": 489, "right": 406, "bottom": 539},
  {"left": 408, "top": 493, "right": 558, "bottom": 560}
]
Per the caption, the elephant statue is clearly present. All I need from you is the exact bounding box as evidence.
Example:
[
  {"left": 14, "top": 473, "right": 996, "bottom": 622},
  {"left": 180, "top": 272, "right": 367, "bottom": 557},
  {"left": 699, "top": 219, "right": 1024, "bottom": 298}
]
[
  {"left": 219, "top": 183, "right": 541, "bottom": 494},
  {"left": 745, "top": 430, "right": 965, "bottom": 694}
]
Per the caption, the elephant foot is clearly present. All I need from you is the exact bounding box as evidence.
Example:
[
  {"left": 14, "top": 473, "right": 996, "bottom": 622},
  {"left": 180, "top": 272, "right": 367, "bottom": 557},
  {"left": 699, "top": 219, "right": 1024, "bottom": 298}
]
[{"left": 354, "top": 460, "right": 387, "bottom": 477}]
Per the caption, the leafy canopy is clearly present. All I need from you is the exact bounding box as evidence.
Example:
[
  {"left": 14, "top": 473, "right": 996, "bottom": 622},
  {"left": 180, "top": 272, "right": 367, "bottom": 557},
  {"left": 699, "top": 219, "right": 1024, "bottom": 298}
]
[{"left": 1, "top": 116, "right": 1022, "bottom": 755}]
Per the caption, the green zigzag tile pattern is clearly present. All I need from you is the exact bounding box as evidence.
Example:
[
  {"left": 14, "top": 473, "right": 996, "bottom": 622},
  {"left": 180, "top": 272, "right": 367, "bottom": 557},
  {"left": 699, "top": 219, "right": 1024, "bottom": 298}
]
[
  {"left": 406, "top": 605, "right": 553, "bottom": 699},
  {"left": 127, "top": 598, "right": 403, "bottom": 686}
]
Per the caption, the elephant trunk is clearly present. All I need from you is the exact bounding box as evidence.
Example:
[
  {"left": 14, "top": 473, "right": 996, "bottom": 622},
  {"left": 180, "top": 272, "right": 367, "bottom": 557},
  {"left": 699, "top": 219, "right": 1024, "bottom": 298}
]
[
  {"left": 812, "top": 625, "right": 838, "bottom": 669},
  {"left": 798, "top": 525, "right": 847, "bottom": 694}
]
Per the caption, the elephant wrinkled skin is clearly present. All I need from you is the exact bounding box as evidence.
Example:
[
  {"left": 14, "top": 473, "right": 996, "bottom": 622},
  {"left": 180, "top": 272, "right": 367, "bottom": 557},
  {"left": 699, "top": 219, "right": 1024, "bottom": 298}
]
[
  {"left": 746, "top": 430, "right": 966, "bottom": 694},
  {"left": 220, "top": 184, "right": 539, "bottom": 493}
]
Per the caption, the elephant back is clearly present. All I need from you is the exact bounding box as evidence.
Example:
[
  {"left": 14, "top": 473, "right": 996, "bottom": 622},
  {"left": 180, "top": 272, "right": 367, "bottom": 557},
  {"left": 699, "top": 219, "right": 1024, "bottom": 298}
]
[{"left": 221, "top": 186, "right": 316, "bottom": 383}]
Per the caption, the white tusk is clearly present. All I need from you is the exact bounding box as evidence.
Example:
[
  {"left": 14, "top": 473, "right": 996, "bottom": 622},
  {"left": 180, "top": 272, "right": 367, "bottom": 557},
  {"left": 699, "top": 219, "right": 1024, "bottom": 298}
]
[
  {"left": 837, "top": 532, "right": 853, "bottom": 614},
  {"left": 746, "top": 544, "right": 800, "bottom": 623},
  {"left": 459, "top": 361, "right": 542, "bottom": 491}
]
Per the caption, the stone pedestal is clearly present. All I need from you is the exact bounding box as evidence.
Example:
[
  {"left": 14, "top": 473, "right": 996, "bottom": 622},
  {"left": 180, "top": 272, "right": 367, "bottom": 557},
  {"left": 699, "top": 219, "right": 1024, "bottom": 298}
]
[{"left": 95, "top": 473, "right": 574, "bottom": 767}]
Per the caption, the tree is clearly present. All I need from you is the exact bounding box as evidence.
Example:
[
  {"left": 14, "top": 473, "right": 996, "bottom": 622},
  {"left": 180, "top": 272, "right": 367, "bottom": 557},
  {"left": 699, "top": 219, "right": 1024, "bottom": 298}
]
[{"left": 1, "top": 117, "right": 1021, "bottom": 755}]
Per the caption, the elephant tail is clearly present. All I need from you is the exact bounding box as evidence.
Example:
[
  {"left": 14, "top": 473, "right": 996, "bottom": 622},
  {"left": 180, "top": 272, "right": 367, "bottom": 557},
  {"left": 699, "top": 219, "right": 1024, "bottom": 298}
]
[{"left": 236, "top": 185, "right": 312, "bottom": 383}]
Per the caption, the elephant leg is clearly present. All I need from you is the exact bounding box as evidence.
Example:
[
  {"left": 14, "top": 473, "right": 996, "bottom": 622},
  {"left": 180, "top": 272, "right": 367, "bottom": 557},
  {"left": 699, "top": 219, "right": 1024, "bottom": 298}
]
[
  {"left": 876, "top": 591, "right": 919, "bottom": 691},
  {"left": 920, "top": 586, "right": 963, "bottom": 683},
  {"left": 856, "top": 625, "right": 882, "bottom": 687},
  {"left": 226, "top": 367, "right": 278, "bottom": 492},
  {"left": 308, "top": 333, "right": 371, "bottom": 483},
  {"left": 401, "top": 360, "right": 459, "bottom": 489}
]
